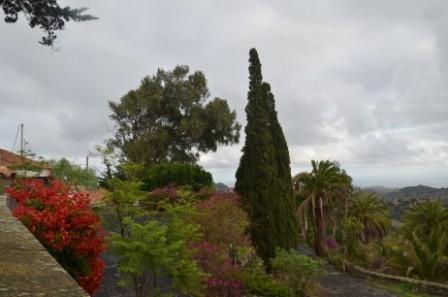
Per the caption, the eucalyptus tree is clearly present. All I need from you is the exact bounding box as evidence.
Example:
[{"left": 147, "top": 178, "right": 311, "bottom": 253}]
[
  {"left": 294, "top": 160, "right": 352, "bottom": 257},
  {"left": 109, "top": 65, "right": 240, "bottom": 167}
]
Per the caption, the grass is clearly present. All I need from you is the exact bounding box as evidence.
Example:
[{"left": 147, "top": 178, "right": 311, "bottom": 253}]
[{"left": 368, "top": 281, "right": 436, "bottom": 297}]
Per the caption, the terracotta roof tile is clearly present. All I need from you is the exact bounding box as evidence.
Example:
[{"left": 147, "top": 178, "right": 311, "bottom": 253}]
[
  {"left": 0, "top": 148, "right": 48, "bottom": 169},
  {"left": 0, "top": 166, "right": 12, "bottom": 177},
  {"left": 82, "top": 189, "right": 107, "bottom": 205}
]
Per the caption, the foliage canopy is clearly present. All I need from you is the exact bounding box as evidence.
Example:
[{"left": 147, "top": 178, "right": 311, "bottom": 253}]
[
  {"left": 111, "top": 208, "right": 204, "bottom": 297},
  {"left": 108, "top": 65, "right": 240, "bottom": 167},
  {"left": 49, "top": 158, "right": 98, "bottom": 190},
  {"left": 142, "top": 162, "right": 213, "bottom": 192},
  {"left": 0, "top": 0, "right": 96, "bottom": 46},
  {"left": 271, "top": 248, "right": 324, "bottom": 297}
]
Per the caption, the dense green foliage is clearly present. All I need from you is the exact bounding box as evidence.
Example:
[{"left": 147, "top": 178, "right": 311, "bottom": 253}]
[
  {"left": 106, "top": 168, "right": 205, "bottom": 296},
  {"left": 108, "top": 66, "right": 240, "bottom": 166},
  {"left": 401, "top": 200, "right": 448, "bottom": 239},
  {"left": 111, "top": 205, "right": 203, "bottom": 297},
  {"left": 105, "top": 170, "right": 322, "bottom": 296},
  {"left": 238, "top": 248, "right": 323, "bottom": 297},
  {"left": 264, "top": 81, "right": 299, "bottom": 256},
  {"left": 49, "top": 158, "right": 98, "bottom": 190},
  {"left": 142, "top": 162, "right": 213, "bottom": 191},
  {"left": 106, "top": 177, "right": 146, "bottom": 236},
  {"left": 271, "top": 249, "right": 324, "bottom": 297},
  {"left": 386, "top": 227, "right": 447, "bottom": 282},
  {"left": 294, "top": 164, "right": 439, "bottom": 285},
  {"left": 350, "top": 192, "right": 391, "bottom": 243},
  {"left": 0, "top": 0, "right": 96, "bottom": 45},
  {"left": 385, "top": 200, "right": 448, "bottom": 281},
  {"left": 239, "top": 270, "right": 293, "bottom": 297},
  {"left": 339, "top": 217, "right": 364, "bottom": 260},
  {"left": 235, "top": 48, "right": 298, "bottom": 264},
  {"left": 322, "top": 195, "right": 448, "bottom": 283}
]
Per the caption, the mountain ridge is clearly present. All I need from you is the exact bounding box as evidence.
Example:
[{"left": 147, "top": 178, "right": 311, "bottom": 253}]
[{"left": 364, "top": 184, "right": 448, "bottom": 201}]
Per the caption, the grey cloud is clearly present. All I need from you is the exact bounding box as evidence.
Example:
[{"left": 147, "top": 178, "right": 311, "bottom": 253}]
[{"left": 2, "top": 0, "right": 448, "bottom": 186}]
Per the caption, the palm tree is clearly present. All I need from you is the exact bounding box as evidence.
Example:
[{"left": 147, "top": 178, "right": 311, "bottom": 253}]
[
  {"left": 402, "top": 200, "right": 448, "bottom": 240},
  {"left": 350, "top": 192, "right": 391, "bottom": 243},
  {"left": 386, "top": 226, "right": 448, "bottom": 281},
  {"left": 385, "top": 200, "right": 448, "bottom": 282},
  {"left": 294, "top": 160, "right": 352, "bottom": 257}
]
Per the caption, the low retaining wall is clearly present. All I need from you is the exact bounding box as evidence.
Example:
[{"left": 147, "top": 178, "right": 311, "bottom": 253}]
[
  {"left": 345, "top": 262, "right": 448, "bottom": 296},
  {"left": 0, "top": 195, "right": 89, "bottom": 297}
]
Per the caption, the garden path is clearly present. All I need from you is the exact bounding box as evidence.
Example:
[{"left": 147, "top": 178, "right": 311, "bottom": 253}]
[
  {"left": 320, "top": 265, "right": 398, "bottom": 297},
  {"left": 298, "top": 244, "right": 397, "bottom": 297}
]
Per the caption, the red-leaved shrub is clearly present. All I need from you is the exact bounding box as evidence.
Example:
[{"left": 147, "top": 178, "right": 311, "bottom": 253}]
[
  {"left": 196, "top": 192, "right": 251, "bottom": 251},
  {"left": 191, "top": 192, "right": 252, "bottom": 297},
  {"left": 7, "top": 179, "right": 105, "bottom": 295},
  {"left": 192, "top": 241, "right": 244, "bottom": 297}
]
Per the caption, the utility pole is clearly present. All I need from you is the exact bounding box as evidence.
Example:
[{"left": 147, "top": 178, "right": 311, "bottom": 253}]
[
  {"left": 20, "top": 123, "right": 24, "bottom": 157},
  {"left": 86, "top": 156, "right": 89, "bottom": 171}
]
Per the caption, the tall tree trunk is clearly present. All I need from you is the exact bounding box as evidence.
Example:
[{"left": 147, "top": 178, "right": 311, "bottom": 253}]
[
  {"left": 364, "top": 219, "right": 370, "bottom": 244},
  {"left": 315, "top": 197, "right": 328, "bottom": 257}
]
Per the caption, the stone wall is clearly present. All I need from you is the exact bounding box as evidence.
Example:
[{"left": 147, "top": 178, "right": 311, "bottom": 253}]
[
  {"left": 346, "top": 262, "right": 448, "bottom": 296},
  {"left": 0, "top": 195, "right": 89, "bottom": 297}
]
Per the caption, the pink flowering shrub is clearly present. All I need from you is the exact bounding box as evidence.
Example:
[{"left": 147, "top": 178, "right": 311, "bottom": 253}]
[
  {"left": 191, "top": 192, "right": 253, "bottom": 296},
  {"left": 326, "top": 238, "right": 338, "bottom": 250},
  {"left": 192, "top": 241, "right": 244, "bottom": 297}
]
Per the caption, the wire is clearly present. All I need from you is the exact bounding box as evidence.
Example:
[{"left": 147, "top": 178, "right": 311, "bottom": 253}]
[{"left": 11, "top": 124, "right": 20, "bottom": 152}]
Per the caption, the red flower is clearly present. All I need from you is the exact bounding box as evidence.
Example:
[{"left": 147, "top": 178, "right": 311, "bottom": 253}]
[{"left": 7, "top": 180, "right": 106, "bottom": 296}]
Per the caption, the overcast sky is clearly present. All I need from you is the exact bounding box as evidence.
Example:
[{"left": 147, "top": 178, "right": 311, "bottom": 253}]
[{"left": 1, "top": 0, "right": 448, "bottom": 187}]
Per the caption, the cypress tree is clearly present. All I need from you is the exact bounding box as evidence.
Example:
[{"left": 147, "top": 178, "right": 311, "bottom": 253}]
[
  {"left": 263, "top": 82, "right": 298, "bottom": 250},
  {"left": 235, "top": 48, "right": 298, "bottom": 264}
]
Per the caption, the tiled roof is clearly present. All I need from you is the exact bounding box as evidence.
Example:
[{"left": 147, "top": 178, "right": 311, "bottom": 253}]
[
  {"left": 0, "top": 166, "right": 13, "bottom": 177},
  {"left": 82, "top": 189, "right": 107, "bottom": 205},
  {"left": 0, "top": 148, "right": 48, "bottom": 168}
]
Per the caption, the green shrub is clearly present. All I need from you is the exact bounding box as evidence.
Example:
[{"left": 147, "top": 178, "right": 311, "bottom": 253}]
[
  {"left": 326, "top": 253, "right": 347, "bottom": 272},
  {"left": 49, "top": 158, "right": 98, "bottom": 190},
  {"left": 236, "top": 254, "right": 293, "bottom": 297},
  {"left": 239, "top": 270, "right": 293, "bottom": 297},
  {"left": 339, "top": 217, "right": 364, "bottom": 261},
  {"left": 362, "top": 241, "right": 386, "bottom": 270},
  {"left": 142, "top": 162, "right": 213, "bottom": 191},
  {"left": 271, "top": 248, "right": 325, "bottom": 297}
]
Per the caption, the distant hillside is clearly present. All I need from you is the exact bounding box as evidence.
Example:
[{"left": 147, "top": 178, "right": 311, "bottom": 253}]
[
  {"left": 214, "top": 182, "right": 230, "bottom": 192},
  {"left": 362, "top": 186, "right": 397, "bottom": 196},
  {"left": 363, "top": 185, "right": 448, "bottom": 220},
  {"left": 382, "top": 185, "right": 448, "bottom": 201}
]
